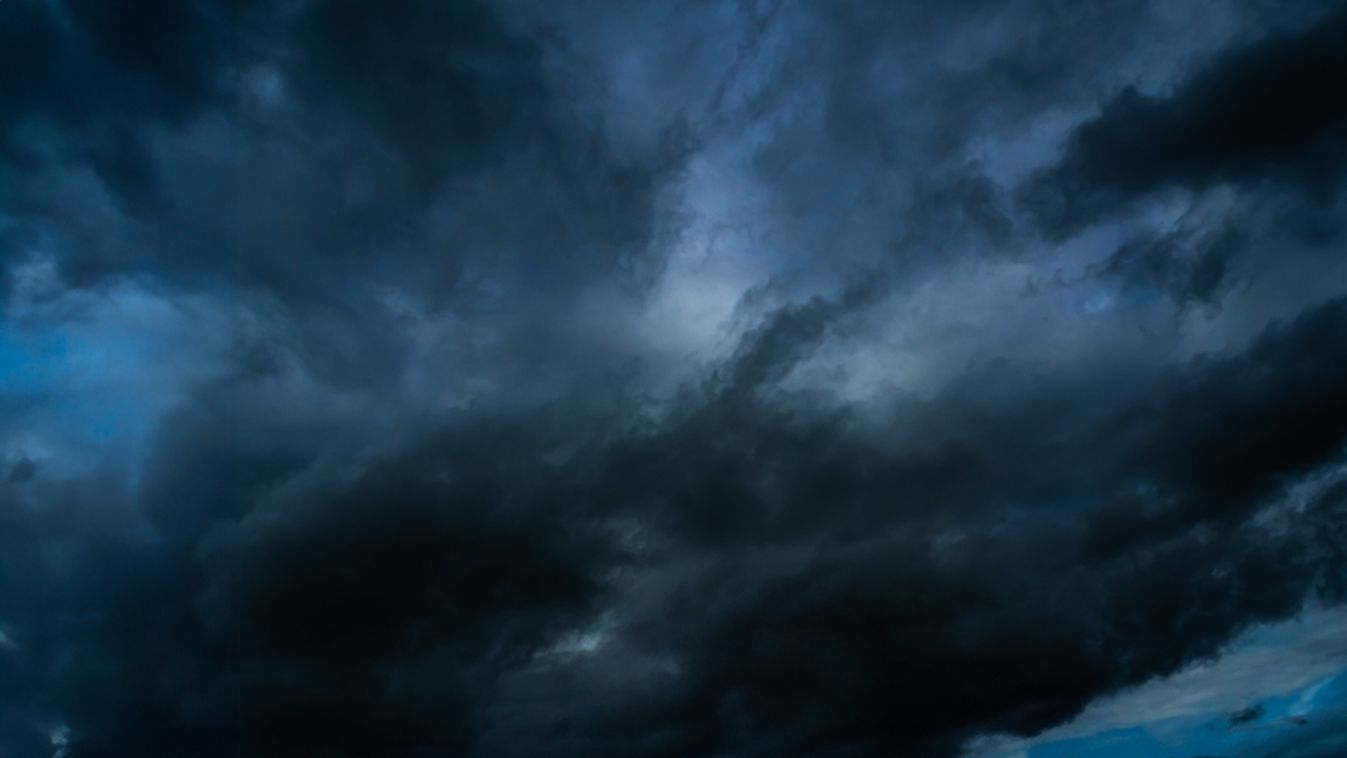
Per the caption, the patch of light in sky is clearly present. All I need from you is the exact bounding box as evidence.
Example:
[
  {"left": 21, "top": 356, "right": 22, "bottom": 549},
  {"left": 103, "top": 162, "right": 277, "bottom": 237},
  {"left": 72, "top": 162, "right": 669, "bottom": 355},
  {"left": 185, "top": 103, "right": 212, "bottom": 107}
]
[{"left": 965, "top": 606, "right": 1347, "bottom": 757}]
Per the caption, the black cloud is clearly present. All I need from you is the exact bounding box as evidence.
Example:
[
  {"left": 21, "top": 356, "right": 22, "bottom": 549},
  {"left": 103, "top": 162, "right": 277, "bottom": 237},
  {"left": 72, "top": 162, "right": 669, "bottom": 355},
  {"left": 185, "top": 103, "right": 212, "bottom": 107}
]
[
  {"left": 0, "top": 403, "right": 625, "bottom": 757},
  {"left": 0, "top": 0, "right": 685, "bottom": 300},
  {"left": 1022, "top": 4, "right": 1347, "bottom": 238},
  {"left": 503, "top": 297, "right": 1347, "bottom": 757},
  {"left": 4, "top": 1, "right": 1347, "bottom": 757}
]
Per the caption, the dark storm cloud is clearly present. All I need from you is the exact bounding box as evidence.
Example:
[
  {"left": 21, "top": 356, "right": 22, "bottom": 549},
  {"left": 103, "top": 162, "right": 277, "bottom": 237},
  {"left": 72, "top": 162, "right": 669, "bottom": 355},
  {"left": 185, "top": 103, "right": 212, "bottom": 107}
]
[
  {"left": 711, "top": 0, "right": 1157, "bottom": 282},
  {"left": 1022, "top": 3, "right": 1347, "bottom": 238},
  {"left": 0, "top": 0, "right": 229, "bottom": 294},
  {"left": 494, "top": 296, "right": 1347, "bottom": 757},
  {"left": 1099, "top": 298, "right": 1347, "bottom": 540},
  {"left": 0, "top": 0, "right": 686, "bottom": 299},
  {"left": 648, "top": 520, "right": 1319, "bottom": 758},
  {"left": 0, "top": 393, "right": 626, "bottom": 757},
  {"left": 602, "top": 295, "right": 1347, "bottom": 553},
  {"left": 0, "top": 0, "right": 225, "bottom": 158},
  {"left": 5, "top": 1, "right": 1347, "bottom": 757},
  {"left": 191, "top": 427, "right": 621, "bottom": 756}
]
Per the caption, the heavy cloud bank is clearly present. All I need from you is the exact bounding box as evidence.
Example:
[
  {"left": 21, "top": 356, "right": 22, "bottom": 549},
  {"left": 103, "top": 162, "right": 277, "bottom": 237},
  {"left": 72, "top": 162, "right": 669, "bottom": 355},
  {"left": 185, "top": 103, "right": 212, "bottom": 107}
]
[{"left": 3, "top": 1, "right": 1347, "bottom": 756}]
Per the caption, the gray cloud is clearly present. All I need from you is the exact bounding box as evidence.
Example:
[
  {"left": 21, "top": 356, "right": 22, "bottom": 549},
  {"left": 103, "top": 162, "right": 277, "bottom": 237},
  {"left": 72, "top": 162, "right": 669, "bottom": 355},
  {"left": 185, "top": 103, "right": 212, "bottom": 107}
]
[
  {"left": 3, "top": 1, "right": 1347, "bottom": 757},
  {"left": 1021, "top": 3, "right": 1347, "bottom": 239}
]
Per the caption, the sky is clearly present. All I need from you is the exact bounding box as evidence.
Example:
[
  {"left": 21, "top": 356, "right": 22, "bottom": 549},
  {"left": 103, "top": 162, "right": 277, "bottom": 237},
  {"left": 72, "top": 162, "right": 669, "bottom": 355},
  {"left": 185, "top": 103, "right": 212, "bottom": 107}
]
[{"left": 2, "top": 1, "right": 1347, "bottom": 756}]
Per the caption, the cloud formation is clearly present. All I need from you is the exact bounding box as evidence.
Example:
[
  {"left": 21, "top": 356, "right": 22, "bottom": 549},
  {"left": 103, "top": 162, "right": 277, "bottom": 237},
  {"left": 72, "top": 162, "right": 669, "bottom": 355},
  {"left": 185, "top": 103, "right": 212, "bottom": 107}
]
[{"left": 3, "top": 1, "right": 1347, "bottom": 756}]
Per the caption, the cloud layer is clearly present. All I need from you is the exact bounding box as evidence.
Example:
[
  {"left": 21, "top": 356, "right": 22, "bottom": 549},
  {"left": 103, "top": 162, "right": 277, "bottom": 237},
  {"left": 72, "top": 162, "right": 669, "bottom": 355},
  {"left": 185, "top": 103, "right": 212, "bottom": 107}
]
[{"left": 3, "top": 1, "right": 1347, "bottom": 756}]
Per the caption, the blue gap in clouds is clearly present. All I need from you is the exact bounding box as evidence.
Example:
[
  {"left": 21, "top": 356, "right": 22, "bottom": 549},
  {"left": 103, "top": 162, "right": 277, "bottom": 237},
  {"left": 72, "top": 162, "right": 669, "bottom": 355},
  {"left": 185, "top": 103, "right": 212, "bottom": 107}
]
[{"left": 1028, "top": 670, "right": 1347, "bottom": 758}]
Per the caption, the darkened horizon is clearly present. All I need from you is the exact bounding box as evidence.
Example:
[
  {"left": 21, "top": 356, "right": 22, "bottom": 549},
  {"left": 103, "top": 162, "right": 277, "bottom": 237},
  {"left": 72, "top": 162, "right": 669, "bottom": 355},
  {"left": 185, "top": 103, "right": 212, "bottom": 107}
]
[{"left": 3, "top": 1, "right": 1347, "bottom": 756}]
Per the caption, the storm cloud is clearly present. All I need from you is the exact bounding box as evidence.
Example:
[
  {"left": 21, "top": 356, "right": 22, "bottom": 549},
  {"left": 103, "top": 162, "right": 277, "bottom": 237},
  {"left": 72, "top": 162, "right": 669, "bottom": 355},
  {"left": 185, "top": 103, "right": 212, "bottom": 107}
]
[{"left": 3, "top": 1, "right": 1347, "bottom": 756}]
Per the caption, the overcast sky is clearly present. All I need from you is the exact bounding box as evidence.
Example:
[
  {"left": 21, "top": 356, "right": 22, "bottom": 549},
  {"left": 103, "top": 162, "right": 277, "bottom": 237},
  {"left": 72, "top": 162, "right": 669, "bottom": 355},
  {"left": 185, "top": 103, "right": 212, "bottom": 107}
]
[{"left": 3, "top": 1, "right": 1347, "bottom": 756}]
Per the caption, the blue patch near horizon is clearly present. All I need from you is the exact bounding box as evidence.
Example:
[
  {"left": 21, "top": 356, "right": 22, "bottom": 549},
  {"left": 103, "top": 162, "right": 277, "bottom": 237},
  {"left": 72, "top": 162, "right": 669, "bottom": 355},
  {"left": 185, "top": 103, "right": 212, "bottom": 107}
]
[{"left": 1026, "top": 669, "right": 1347, "bottom": 758}]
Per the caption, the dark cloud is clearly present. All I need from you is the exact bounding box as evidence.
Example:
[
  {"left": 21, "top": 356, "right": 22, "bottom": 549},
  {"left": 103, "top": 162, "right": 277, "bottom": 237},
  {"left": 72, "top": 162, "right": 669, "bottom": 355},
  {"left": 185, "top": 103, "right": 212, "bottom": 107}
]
[
  {"left": 500, "top": 295, "right": 1347, "bottom": 757},
  {"left": 1101, "top": 224, "right": 1244, "bottom": 307},
  {"left": 1230, "top": 703, "right": 1266, "bottom": 726},
  {"left": 0, "top": 0, "right": 225, "bottom": 146},
  {"left": 0, "top": 0, "right": 687, "bottom": 300},
  {"left": 11, "top": 282, "right": 1336, "bottom": 757},
  {"left": 190, "top": 430, "right": 621, "bottom": 756},
  {"left": 0, "top": 398, "right": 625, "bottom": 757},
  {"left": 1022, "top": 4, "right": 1347, "bottom": 237},
  {"left": 4, "top": 1, "right": 1347, "bottom": 757},
  {"left": 650, "top": 525, "right": 1315, "bottom": 757},
  {"left": 1079, "top": 296, "right": 1347, "bottom": 557}
]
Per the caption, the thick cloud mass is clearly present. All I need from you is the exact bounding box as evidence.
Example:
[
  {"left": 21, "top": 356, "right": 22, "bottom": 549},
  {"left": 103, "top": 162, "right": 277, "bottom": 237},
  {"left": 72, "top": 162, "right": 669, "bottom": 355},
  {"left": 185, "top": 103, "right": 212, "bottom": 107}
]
[
  {"left": 1022, "top": 3, "right": 1347, "bottom": 237},
  {"left": 3, "top": 1, "right": 1347, "bottom": 757}
]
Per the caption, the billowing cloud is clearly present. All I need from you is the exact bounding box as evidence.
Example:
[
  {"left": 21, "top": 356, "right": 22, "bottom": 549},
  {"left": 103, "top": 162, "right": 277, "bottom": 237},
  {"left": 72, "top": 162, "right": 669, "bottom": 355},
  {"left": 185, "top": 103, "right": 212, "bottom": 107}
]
[
  {"left": 3, "top": 1, "right": 1347, "bottom": 757},
  {"left": 1021, "top": 4, "right": 1347, "bottom": 238}
]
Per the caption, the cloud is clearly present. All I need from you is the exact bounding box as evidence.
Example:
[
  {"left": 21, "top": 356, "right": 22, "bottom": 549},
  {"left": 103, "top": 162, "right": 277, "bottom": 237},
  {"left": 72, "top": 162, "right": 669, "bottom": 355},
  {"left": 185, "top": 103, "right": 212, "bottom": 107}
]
[
  {"left": 0, "top": 0, "right": 688, "bottom": 301},
  {"left": 3, "top": 1, "right": 1347, "bottom": 757},
  {"left": 1021, "top": 4, "right": 1347, "bottom": 238},
  {"left": 1229, "top": 703, "right": 1266, "bottom": 727},
  {"left": 471, "top": 296, "right": 1347, "bottom": 757},
  {"left": 968, "top": 605, "right": 1347, "bottom": 756}
]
